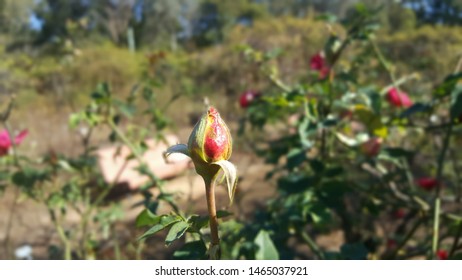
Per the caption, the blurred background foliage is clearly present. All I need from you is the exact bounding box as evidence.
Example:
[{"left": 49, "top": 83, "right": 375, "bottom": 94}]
[{"left": 1, "top": 0, "right": 461, "bottom": 131}]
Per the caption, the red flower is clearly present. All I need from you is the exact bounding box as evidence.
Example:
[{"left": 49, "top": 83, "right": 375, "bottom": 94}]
[
  {"left": 393, "top": 208, "right": 406, "bottom": 219},
  {"left": 386, "top": 88, "right": 413, "bottom": 108},
  {"left": 0, "top": 129, "right": 28, "bottom": 156},
  {"left": 360, "top": 137, "right": 382, "bottom": 157},
  {"left": 310, "top": 53, "right": 324, "bottom": 70},
  {"left": 239, "top": 90, "right": 261, "bottom": 108},
  {"left": 416, "top": 177, "right": 438, "bottom": 191},
  {"left": 310, "top": 52, "right": 330, "bottom": 79},
  {"left": 437, "top": 250, "right": 448, "bottom": 260}
]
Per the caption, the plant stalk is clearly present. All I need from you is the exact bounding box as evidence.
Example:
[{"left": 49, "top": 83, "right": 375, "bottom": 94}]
[
  {"left": 204, "top": 177, "right": 220, "bottom": 259},
  {"left": 432, "top": 197, "right": 441, "bottom": 259}
]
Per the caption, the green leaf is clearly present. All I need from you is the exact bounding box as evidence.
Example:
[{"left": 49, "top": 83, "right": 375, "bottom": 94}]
[
  {"left": 138, "top": 215, "right": 181, "bottom": 241},
  {"left": 433, "top": 72, "right": 462, "bottom": 98},
  {"left": 12, "top": 167, "right": 49, "bottom": 193},
  {"left": 164, "top": 144, "right": 190, "bottom": 159},
  {"left": 450, "top": 88, "right": 462, "bottom": 119},
  {"left": 287, "top": 148, "right": 306, "bottom": 170},
  {"left": 216, "top": 210, "right": 233, "bottom": 218},
  {"left": 69, "top": 113, "right": 82, "bottom": 128},
  {"left": 135, "top": 209, "right": 160, "bottom": 227},
  {"left": 212, "top": 160, "right": 238, "bottom": 204},
  {"left": 309, "top": 159, "right": 325, "bottom": 174},
  {"left": 254, "top": 230, "right": 279, "bottom": 260},
  {"left": 165, "top": 221, "right": 189, "bottom": 246},
  {"left": 310, "top": 204, "right": 332, "bottom": 225},
  {"left": 278, "top": 174, "right": 316, "bottom": 194},
  {"left": 188, "top": 215, "right": 209, "bottom": 230},
  {"left": 173, "top": 241, "right": 207, "bottom": 260},
  {"left": 400, "top": 103, "right": 431, "bottom": 118}
]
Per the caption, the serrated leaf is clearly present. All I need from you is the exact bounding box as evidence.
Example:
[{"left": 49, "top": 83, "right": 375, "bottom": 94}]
[
  {"left": 138, "top": 215, "right": 181, "bottom": 241},
  {"left": 135, "top": 209, "right": 160, "bottom": 227},
  {"left": 165, "top": 221, "right": 189, "bottom": 246}
]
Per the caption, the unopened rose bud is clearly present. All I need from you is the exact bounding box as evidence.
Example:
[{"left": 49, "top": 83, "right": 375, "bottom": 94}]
[
  {"left": 416, "top": 177, "right": 438, "bottom": 191},
  {"left": 386, "top": 88, "right": 412, "bottom": 108},
  {"left": 188, "top": 107, "right": 232, "bottom": 166}
]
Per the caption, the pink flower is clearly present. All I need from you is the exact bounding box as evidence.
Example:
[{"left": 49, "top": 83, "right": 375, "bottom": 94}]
[
  {"left": 437, "top": 250, "right": 448, "bottom": 260},
  {"left": 310, "top": 52, "right": 330, "bottom": 79},
  {"left": 360, "top": 137, "right": 382, "bottom": 157},
  {"left": 386, "top": 88, "right": 412, "bottom": 108},
  {"left": 0, "top": 129, "right": 28, "bottom": 156},
  {"left": 416, "top": 177, "right": 438, "bottom": 191},
  {"left": 239, "top": 90, "right": 261, "bottom": 108}
]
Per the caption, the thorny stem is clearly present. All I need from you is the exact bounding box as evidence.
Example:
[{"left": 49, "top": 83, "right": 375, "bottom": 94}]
[{"left": 204, "top": 176, "right": 220, "bottom": 260}]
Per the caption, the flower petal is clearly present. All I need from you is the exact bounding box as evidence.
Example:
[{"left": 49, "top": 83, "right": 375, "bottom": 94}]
[
  {"left": 212, "top": 160, "right": 237, "bottom": 204},
  {"left": 14, "top": 129, "right": 28, "bottom": 145},
  {"left": 163, "top": 144, "right": 190, "bottom": 162}
]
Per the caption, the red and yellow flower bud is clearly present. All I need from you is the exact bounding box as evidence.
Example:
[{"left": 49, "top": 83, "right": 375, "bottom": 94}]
[{"left": 188, "top": 107, "right": 232, "bottom": 165}]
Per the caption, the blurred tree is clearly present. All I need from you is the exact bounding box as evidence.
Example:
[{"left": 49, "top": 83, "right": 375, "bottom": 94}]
[
  {"left": 34, "top": 0, "right": 90, "bottom": 45},
  {"left": 135, "top": 0, "right": 189, "bottom": 50},
  {"left": 257, "top": 0, "right": 359, "bottom": 18},
  {"left": 403, "top": 0, "right": 462, "bottom": 25},
  {"left": 90, "top": 0, "right": 136, "bottom": 46},
  {"left": 0, "top": 0, "right": 35, "bottom": 35},
  {"left": 190, "top": 0, "right": 267, "bottom": 47}
]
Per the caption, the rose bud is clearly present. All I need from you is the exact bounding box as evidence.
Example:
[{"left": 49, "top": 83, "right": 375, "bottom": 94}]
[
  {"left": 188, "top": 107, "right": 232, "bottom": 165},
  {"left": 165, "top": 106, "right": 237, "bottom": 202},
  {"left": 386, "top": 87, "right": 412, "bottom": 108},
  {"left": 416, "top": 177, "right": 438, "bottom": 191},
  {"left": 0, "top": 129, "right": 28, "bottom": 156},
  {"left": 360, "top": 137, "right": 382, "bottom": 157},
  {"left": 437, "top": 250, "right": 448, "bottom": 260},
  {"left": 239, "top": 90, "right": 261, "bottom": 108},
  {"left": 310, "top": 52, "right": 325, "bottom": 71},
  {"left": 310, "top": 52, "right": 330, "bottom": 79}
]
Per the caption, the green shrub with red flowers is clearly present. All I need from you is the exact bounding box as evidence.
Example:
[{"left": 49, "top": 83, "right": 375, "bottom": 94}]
[{"left": 231, "top": 4, "right": 462, "bottom": 260}]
